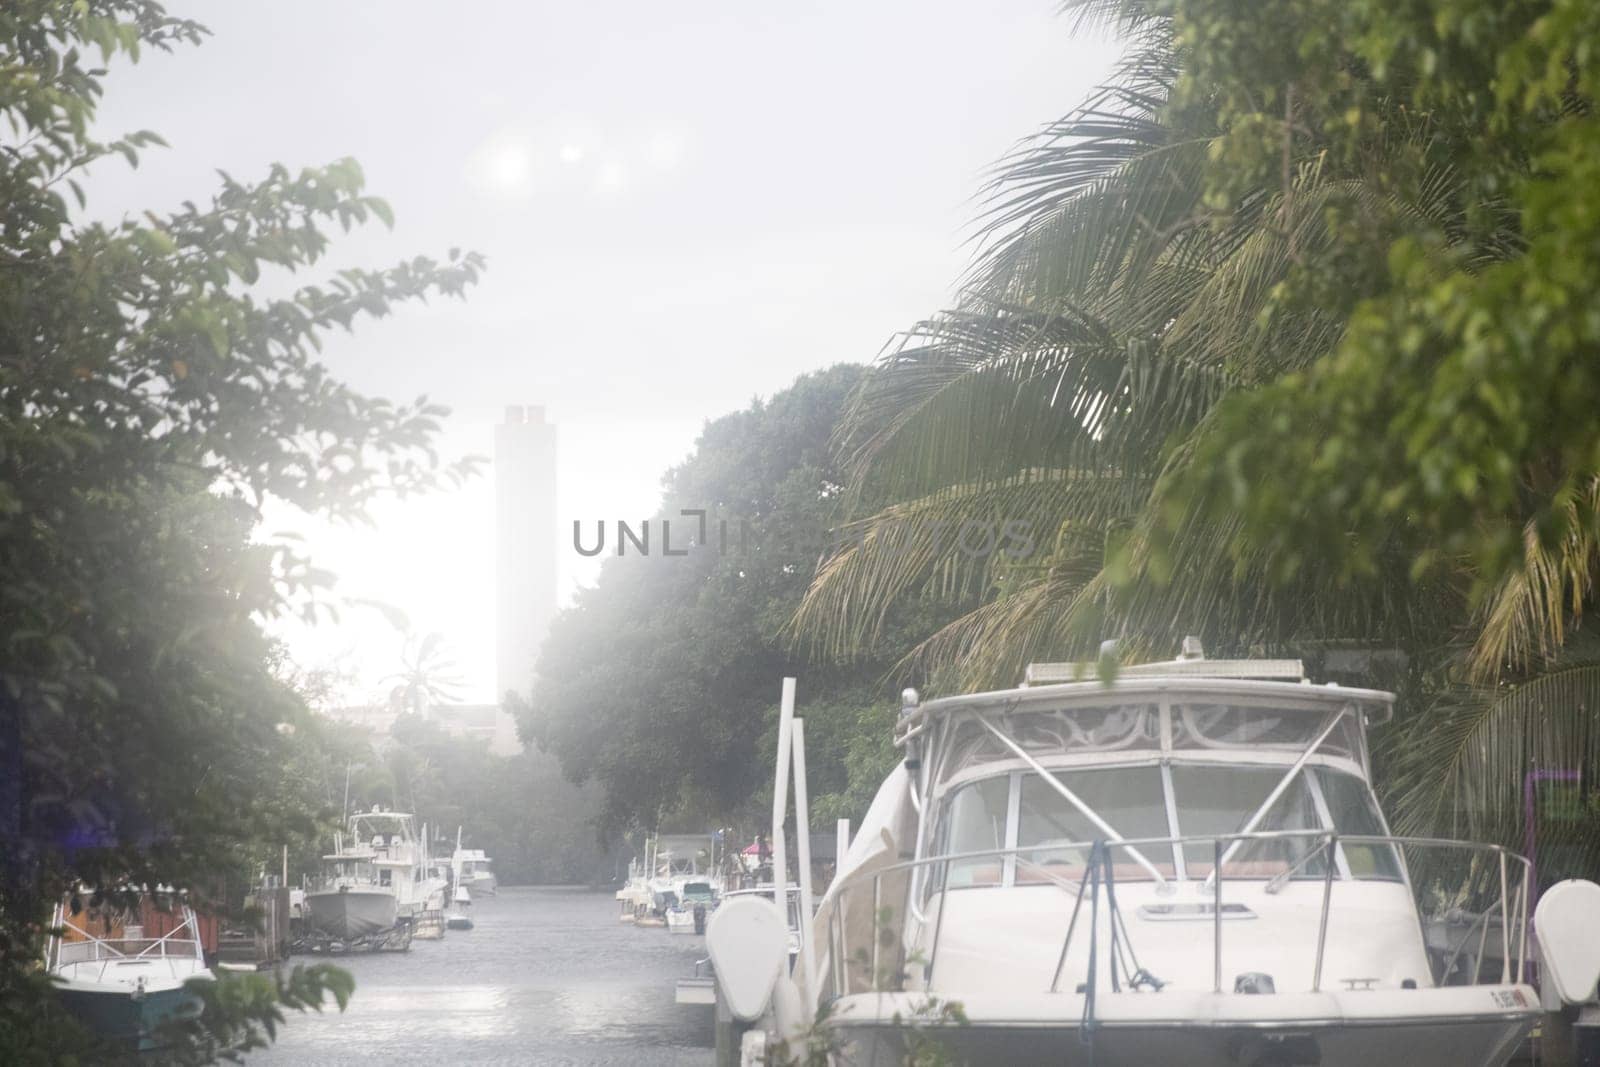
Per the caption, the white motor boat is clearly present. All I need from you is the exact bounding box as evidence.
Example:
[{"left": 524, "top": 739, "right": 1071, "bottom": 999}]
[
  {"left": 451, "top": 845, "right": 497, "bottom": 897},
  {"left": 722, "top": 885, "right": 804, "bottom": 964},
  {"left": 617, "top": 855, "right": 653, "bottom": 922},
  {"left": 801, "top": 642, "right": 1541, "bottom": 1066},
  {"left": 666, "top": 880, "right": 718, "bottom": 934},
  {"left": 305, "top": 807, "right": 445, "bottom": 940},
  {"left": 446, "top": 882, "right": 474, "bottom": 930},
  {"left": 46, "top": 894, "right": 214, "bottom": 1050},
  {"left": 648, "top": 835, "right": 720, "bottom": 913},
  {"left": 303, "top": 855, "right": 396, "bottom": 940}
]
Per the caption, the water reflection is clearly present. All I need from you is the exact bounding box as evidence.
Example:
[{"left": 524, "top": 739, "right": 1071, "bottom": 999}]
[{"left": 248, "top": 888, "right": 712, "bottom": 1065}]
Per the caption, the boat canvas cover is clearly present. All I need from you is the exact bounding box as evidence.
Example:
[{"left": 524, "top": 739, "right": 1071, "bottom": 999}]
[{"left": 812, "top": 762, "right": 916, "bottom": 990}]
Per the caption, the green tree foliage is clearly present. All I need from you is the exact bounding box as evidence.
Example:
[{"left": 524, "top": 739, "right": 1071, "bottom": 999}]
[
  {"left": 383, "top": 714, "right": 614, "bottom": 884},
  {"left": 791, "top": 0, "right": 1600, "bottom": 871},
  {"left": 1134, "top": 0, "right": 1600, "bottom": 863},
  {"left": 526, "top": 365, "right": 959, "bottom": 835},
  {"left": 0, "top": 2, "right": 481, "bottom": 1058}
]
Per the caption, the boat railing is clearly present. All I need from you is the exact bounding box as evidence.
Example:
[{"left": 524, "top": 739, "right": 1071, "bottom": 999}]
[
  {"left": 49, "top": 910, "right": 205, "bottom": 979},
  {"left": 823, "top": 831, "right": 1531, "bottom": 1000}
]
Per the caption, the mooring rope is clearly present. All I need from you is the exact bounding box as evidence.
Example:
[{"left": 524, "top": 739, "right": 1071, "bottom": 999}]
[{"left": 1076, "top": 839, "right": 1168, "bottom": 1064}]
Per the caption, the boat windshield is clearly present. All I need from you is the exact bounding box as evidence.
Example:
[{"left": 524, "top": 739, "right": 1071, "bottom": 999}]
[
  {"left": 935, "top": 700, "right": 1365, "bottom": 789},
  {"left": 326, "top": 860, "right": 377, "bottom": 882},
  {"left": 936, "top": 764, "right": 1399, "bottom": 887}
]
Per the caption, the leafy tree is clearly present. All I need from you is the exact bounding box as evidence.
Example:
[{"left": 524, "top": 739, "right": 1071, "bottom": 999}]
[
  {"left": 525, "top": 365, "right": 963, "bottom": 836},
  {"left": 381, "top": 715, "right": 615, "bottom": 884},
  {"left": 790, "top": 0, "right": 1600, "bottom": 873},
  {"left": 0, "top": 1, "right": 481, "bottom": 1058},
  {"left": 1139, "top": 0, "right": 1600, "bottom": 871}
]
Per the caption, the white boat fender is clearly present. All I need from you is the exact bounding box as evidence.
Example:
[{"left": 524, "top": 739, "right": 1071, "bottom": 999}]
[
  {"left": 739, "top": 1029, "right": 769, "bottom": 1067},
  {"left": 705, "top": 894, "right": 789, "bottom": 1022},
  {"left": 1535, "top": 879, "right": 1600, "bottom": 1005},
  {"left": 771, "top": 973, "right": 807, "bottom": 1048}
]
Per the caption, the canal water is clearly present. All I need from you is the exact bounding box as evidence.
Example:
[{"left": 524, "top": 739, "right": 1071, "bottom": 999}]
[{"left": 249, "top": 887, "right": 714, "bottom": 1066}]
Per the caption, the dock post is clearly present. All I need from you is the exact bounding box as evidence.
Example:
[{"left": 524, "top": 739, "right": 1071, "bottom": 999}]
[
  {"left": 772, "top": 678, "right": 796, "bottom": 913},
  {"left": 793, "top": 718, "right": 817, "bottom": 1002}
]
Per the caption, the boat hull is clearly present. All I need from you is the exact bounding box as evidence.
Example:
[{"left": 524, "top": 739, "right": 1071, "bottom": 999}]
[
  {"left": 827, "top": 988, "right": 1537, "bottom": 1067},
  {"left": 468, "top": 872, "right": 497, "bottom": 896},
  {"left": 304, "top": 888, "right": 397, "bottom": 939},
  {"left": 57, "top": 980, "right": 207, "bottom": 1050}
]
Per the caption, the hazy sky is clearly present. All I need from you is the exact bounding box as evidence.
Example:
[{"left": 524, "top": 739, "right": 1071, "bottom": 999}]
[{"left": 86, "top": 1, "right": 1118, "bottom": 702}]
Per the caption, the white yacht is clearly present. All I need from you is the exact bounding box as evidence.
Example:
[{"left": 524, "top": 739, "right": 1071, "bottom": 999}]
[
  {"left": 305, "top": 807, "right": 445, "bottom": 940},
  {"left": 804, "top": 643, "right": 1540, "bottom": 1065},
  {"left": 617, "top": 854, "right": 653, "bottom": 922},
  {"left": 46, "top": 894, "right": 213, "bottom": 1050},
  {"left": 451, "top": 845, "right": 497, "bottom": 897}
]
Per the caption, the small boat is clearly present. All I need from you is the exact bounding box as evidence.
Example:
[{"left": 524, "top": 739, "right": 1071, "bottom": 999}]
[
  {"left": 444, "top": 890, "right": 473, "bottom": 930},
  {"left": 647, "top": 835, "right": 722, "bottom": 916},
  {"left": 666, "top": 881, "right": 717, "bottom": 934},
  {"left": 451, "top": 843, "right": 497, "bottom": 897},
  {"left": 617, "top": 856, "right": 652, "bottom": 922},
  {"left": 47, "top": 893, "right": 214, "bottom": 1050},
  {"left": 411, "top": 856, "right": 453, "bottom": 940}
]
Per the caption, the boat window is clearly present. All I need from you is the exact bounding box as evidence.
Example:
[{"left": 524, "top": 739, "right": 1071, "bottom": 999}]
[
  {"left": 938, "top": 705, "right": 1160, "bottom": 786},
  {"left": 937, "top": 775, "right": 1011, "bottom": 888},
  {"left": 1315, "top": 769, "right": 1402, "bottom": 879},
  {"left": 1016, "top": 767, "right": 1172, "bottom": 881},
  {"left": 1171, "top": 703, "right": 1359, "bottom": 759},
  {"left": 1012, "top": 705, "right": 1160, "bottom": 754},
  {"left": 1170, "top": 765, "right": 1326, "bottom": 878}
]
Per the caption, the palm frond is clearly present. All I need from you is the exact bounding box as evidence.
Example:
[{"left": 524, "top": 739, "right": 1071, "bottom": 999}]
[
  {"left": 1467, "top": 479, "right": 1600, "bottom": 681},
  {"left": 1384, "top": 662, "right": 1600, "bottom": 868},
  {"left": 787, "top": 470, "right": 1128, "bottom": 667},
  {"left": 834, "top": 308, "right": 1128, "bottom": 501},
  {"left": 889, "top": 562, "right": 1108, "bottom": 691}
]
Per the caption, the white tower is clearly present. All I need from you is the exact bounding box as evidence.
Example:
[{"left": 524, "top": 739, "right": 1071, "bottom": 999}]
[{"left": 494, "top": 404, "right": 557, "bottom": 753}]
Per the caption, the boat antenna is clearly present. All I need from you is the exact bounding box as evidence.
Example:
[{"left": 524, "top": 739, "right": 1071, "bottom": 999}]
[{"left": 342, "top": 759, "right": 352, "bottom": 824}]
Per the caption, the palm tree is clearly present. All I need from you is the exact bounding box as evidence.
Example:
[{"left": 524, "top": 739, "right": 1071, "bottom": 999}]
[
  {"left": 789, "top": 0, "right": 1600, "bottom": 871},
  {"left": 385, "top": 632, "right": 465, "bottom": 720}
]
